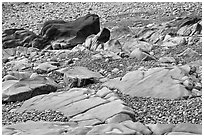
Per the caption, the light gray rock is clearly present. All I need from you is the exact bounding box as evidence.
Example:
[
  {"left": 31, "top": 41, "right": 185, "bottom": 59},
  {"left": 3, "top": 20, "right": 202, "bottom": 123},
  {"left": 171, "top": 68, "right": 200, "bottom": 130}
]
[
  {"left": 57, "top": 66, "right": 102, "bottom": 87},
  {"left": 17, "top": 88, "right": 106, "bottom": 118},
  {"left": 161, "top": 36, "right": 186, "bottom": 47},
  {"left": 69, "top": 99, "right": 134, "bottom": 123},
  {"left": 103, "top": 66, "right": 191, "bottom": 99},
  {"left": 33, "top": 62, "right": 58, "bottom": 72},
  {"left": 158, "top": 56, "right": 176, "bottom": 63},
  {"left": 123, "top": 39, "right": 153, "bottom": 54},
  {"left": 172, "top": 123, "right": 202, "bottom": 134},
  {"left": 2, "top": 75, "right": 58, "bottom": 102},
  {"left": 177, "top": 48, "right": 199, "bottom": 58},
  {"left": 146, "top": 123, "right": 175, "bottom": 135},
  {"left": 2, "top": 120, "right": 73, "bottom": 135}
]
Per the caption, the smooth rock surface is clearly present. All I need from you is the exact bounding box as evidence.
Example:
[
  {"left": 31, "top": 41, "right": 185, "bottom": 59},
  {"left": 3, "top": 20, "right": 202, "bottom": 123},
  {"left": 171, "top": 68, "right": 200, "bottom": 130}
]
[
  {"left": 146, "top": 123, "right": 175, "bottom": 135},
  {"left": 172, "top": 123, "right": 202, "bottom": 134},
  {"left": 2, "top": 120, "right": 72, "bottom": 135},
  {"left": 2, "top": 75, "right": 58, "bottom": 102},
  {"left": 103, "top": 66, "right": 191, "bottom": 99}
]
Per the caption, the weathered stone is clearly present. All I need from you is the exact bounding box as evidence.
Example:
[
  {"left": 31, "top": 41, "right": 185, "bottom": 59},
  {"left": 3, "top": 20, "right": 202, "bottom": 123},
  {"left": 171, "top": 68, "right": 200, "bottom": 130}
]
[
  {"left": 123, "top": 39, "right": 153, "bottom": 54},
  {"left": 110, "top": 26, "right": 133, "bottom": 45},
  {"left": 172, "top": 123, "right": 202, "bottom": 134},
  {"left": 177, "top": 48, "right": 199, "bottom": 58},
  {"left": 158, "top": 56, "right": 176, "bottom": 63},
  {"left": 39, "top": 14, "right": 100, "bottom": 49},
  {"left": 122, "top": 120, "right": 152, "bottom": 135},
  {"left": 161, "top": 36, "right": 186, "bottom": 47},
  {"left": 106, "top": 113, "right": 134, "bottom": 123},
  {"left": 2, "top": 75, "right": 18, "bottom": 81},
  {"left": 33, "top": 62, "right": 58, "bottom": 72},
  {"left": 146, "top": 123, "right": 175, "bottom": 135},
  {"left": 91, "top": 53, "right": 103, "bottom": 60},
  {"left": 69, "top": 99, "right": 134, "bottom": 123},
  {"left": 87, "top": 123, "right": 137, "bottom": 135},
  {"left": 2, "top": 121, "right": 72, "bottom": 135},
  {"left": 84, "top": 28, "right": 110, "bottom": 51},
  {"left": 2, "top": 28, "right": 42, "bottom": 49},
  {"left": 103, "top": 66, "right": 191, "bottom": 99},
  {"left": 68, "top": 126, "right": 93, "bottom": 135},
  {"left": 2, "top": 75, "right": 58, "bottom": 102},
  {"left": 101, "top": 50, "right": 122, "bottom": 60},
  {"left": 9, "top": 58, "right": 31, "bottom": 71},
  {"left": 104, "top": 39, "right": 123, "bottom": 53},
  {"left": 112, "top": 68, "right": 119, "bottom": 73},
  {"left": 17, "top": 88, "right": 107, "bottom": 119},
  {"left": 8, "top": 71, "right": 32, "bottom": 80},
  {"left": 87, "top": 120, "right": 151, "bottom": 135},
  {"left": 177, "top": 22, "right": 202, "bottom": 36},
  {"left": 129, "top": 48, "right": 156, "bottom": 61},
  {"left": 96, "top": 87, "right": 112, "bottom": 98},
  {"left": 58, "top": 66, "right": 102, "bottom": 87}
]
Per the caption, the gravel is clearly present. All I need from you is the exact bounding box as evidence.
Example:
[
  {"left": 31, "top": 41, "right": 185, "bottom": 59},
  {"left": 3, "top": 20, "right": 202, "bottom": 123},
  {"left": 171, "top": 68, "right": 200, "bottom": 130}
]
[
  {"left": 115, "top": 90, "right": 202, "bottom": 125},
  {"left": 2, "top": 102, "right": 70, "bottom": 126},
  {"left": 2, "top": 2, "right": 202, "bottom": 127},
  {"left": 2, "top": 2, "right": 202, "bottom": 33}
]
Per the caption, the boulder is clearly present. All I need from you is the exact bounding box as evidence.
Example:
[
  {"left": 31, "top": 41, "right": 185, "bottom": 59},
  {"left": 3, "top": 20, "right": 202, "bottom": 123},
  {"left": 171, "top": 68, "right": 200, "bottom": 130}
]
[
  {"left": 33, "top": 62, "right": 58, "bottom": 72},
  {"left": 177, "top": 16, "right": 202, "bottom": 36},
  {"left": 129, "top": 47, "right": 156, "bottom": 61},
  {"left": 158, "top": 57, "right": 176, "bottom": 64},
  {"left": 103, "top": 66, "right": 191, "bottom": 99},
  {"left": 84, "top": 28, "right": 110, "bottom": 51},
  {"left": 177, "top": 48, "right": 199, "bottom": 58},
  {"left": 2, "top": 75, "right": 58, "bottom": 102},
  {"left": 110, "top": 26, "right": 133, "bottom": 45},
  {"left": 2, "top": 28, "right": 43, "bottom": 49},
  {"left": 57, "top": 66, "right": 102, "bottom": 87},
  {"left": 39, "top": 14, "right": 100, "bottom": 49},
  {"left": 69, "top": 99, "right": 134, "bottom": 124},
  {"left": 8, "top": 58, "right": 32, "bottom": 71},
  {"left": 161, "top": 36, "right": 186, "bottom": 47},
  {"left": 104, "top": 39, "right": 123, "bottom": 53},
  {"left": 123, "top": 39, "right": 153, "bottom": 54},
  {"left": 16, "top": 88, "right": 104, "bottom": 117}
]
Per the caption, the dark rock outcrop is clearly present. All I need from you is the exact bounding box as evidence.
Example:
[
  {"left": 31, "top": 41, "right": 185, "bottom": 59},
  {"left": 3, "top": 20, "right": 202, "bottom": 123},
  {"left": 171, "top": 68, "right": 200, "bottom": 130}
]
[
  {"left": 2, "top": 14, "right": 100, "bottom": 50},
  {"left": 39, "top": 13, "right": 100, "bottom": 49},
  {"left": 2, "top": 28, "right": 43, "bottom": 49}
]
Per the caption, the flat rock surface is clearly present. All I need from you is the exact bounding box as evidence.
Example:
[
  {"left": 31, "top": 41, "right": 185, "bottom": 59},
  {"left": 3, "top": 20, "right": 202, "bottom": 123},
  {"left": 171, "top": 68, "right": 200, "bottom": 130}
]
[
  {"left": 2, "top": 75, "right": 58, "bottom": 102},
  {"left": 103, "top": 66, "right": 191, "bottom": 99}
]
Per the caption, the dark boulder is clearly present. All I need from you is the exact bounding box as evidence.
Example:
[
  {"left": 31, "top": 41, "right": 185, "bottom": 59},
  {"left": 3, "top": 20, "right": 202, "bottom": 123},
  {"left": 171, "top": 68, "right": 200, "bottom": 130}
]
[
  {"left": 2, "top": 28, "right": 42, "bottom": 49},
  {"left": 97, "top": 28, "right": 110, "bottom": 44},
  {"left": 39, "top": 13, "right": 100, "bottom": 49}
]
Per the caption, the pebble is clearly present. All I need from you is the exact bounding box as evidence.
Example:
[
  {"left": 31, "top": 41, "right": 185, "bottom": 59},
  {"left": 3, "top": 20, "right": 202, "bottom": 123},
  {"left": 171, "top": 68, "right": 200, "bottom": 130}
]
[
  {"left": 2, "top": 102, "right": 70, "bottom": 126},
  {"left": 115, "top": 90, "right": 202, "bottom": 125},
  {"left": 112, "top": 68, "right": 119, "bottom": 73},
  {"left": 183, "top": 79, "right": 194, "bottom": 90}
]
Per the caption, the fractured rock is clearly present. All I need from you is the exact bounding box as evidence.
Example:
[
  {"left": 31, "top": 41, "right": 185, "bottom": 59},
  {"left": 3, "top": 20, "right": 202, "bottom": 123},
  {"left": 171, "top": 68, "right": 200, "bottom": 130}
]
[
  {"left": 103, "top": 66, "right": 192, "bottom": 99},
  {"left": 146, "top": 123, "right": 175, "bottom": 135},
  {"left": 39, "top": 14, "right": 100, "bottom": 49},
  {"left": 2, "top": 120, "right": 72, "bottom": 135},
  {"left": 2, "top": 75, "right": 58, "bottom": 102},
  {"left": 161, "top": 36, "right": 186, "bottom": 47},
  {"left": 69, "top": 99, "right": 134, "bottom": 123},
  {"left": 57, "top": 66, "right": 102, "bottom": 87}
]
